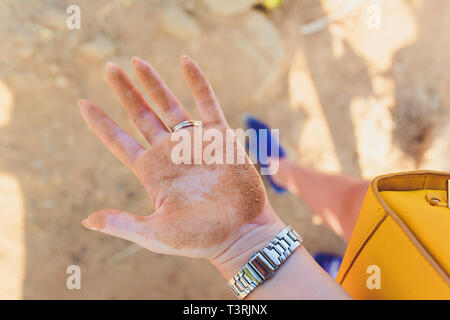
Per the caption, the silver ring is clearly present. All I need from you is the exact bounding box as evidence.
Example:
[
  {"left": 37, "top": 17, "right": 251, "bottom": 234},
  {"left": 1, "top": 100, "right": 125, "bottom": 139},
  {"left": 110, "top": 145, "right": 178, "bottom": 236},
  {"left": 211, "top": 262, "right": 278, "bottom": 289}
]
[{"left": 171, "top": 120, "right": 198, "bottom": 133}]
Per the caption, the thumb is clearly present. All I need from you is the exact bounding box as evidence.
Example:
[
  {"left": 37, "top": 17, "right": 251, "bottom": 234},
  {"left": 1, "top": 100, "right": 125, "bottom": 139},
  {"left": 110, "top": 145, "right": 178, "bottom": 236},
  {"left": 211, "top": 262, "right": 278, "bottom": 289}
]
[{"left": 82, "top": 209, "right": 153, "bottom": 245}]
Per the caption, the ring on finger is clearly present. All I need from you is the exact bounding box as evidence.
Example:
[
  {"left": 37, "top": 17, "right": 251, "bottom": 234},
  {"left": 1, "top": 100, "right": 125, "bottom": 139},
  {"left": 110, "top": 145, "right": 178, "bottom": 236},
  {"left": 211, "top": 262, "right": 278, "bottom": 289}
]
[{"left": 171, "top": 120, "right": 200, "bottom": 133}]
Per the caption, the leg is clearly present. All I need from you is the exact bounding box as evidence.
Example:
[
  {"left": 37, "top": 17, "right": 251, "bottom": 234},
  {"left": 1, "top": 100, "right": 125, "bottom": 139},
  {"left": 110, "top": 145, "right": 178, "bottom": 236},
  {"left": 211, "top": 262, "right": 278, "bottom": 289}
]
[{"left": 272, "top": 158, "right": 369, "bottom": 242}]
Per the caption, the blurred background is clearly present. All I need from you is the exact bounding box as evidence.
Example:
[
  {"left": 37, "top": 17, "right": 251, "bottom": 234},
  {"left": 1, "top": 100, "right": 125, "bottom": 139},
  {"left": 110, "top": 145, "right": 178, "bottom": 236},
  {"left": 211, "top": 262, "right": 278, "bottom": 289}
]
[{"left": 0, "top": 0, "right": 449, "bottom": 299}]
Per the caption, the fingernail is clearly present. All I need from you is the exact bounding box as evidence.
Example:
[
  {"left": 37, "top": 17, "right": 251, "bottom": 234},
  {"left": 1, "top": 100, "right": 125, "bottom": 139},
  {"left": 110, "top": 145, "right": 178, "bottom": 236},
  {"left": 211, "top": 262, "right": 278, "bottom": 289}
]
[
  {"left": 105, "top": 61, "right": 119, "bottom": 71},
  {"left": 82, "top": 219, "right": 97, "bottom": 231},
  {"left": 131, "top": 56, "right": 143, "bottom": 65},
  {"left": 77, "top": 99, "right": 86, "bottom": 108},
  {"left": 181, "top": 54, "right": 190, "bottom": 62},
  {"left": 83, "top": 211, "right": 108, "bottom": 231}
]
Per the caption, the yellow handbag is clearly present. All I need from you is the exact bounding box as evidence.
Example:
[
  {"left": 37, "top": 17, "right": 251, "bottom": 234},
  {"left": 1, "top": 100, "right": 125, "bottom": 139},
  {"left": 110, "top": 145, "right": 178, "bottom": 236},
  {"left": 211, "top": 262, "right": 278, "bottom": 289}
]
[{"left": 336, "top": 171, "right": 450, "bottom": 299}]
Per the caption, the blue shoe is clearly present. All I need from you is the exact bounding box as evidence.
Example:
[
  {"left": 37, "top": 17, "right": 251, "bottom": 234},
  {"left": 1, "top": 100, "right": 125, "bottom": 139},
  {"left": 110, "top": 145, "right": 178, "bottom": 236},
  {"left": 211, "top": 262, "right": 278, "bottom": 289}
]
[
  {"left": 313, "top": 253, "right": 343, "bottom": 279},
  {"left": 244, "top": 114, "right": 288, "bottom": 194}
]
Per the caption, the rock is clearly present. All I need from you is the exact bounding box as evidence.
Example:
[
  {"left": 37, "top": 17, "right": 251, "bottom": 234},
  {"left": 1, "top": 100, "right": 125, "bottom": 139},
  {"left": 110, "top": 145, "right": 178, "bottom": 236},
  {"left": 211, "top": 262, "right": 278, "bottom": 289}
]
[
  {"left": 78, "top": 35, "right": 115, "bottom": 61},
  {"left": 161, "top": 5, "right": 200, "bottom": 40},
  {"left": 0, "top": 80, "right": 13, "bottom": 128},
  {"left": 38, "top": 9, "right": 67, "bottom": 31},
  {"left": 202, "top": 0, "right": 260, "bottom": 16},
  {"left": 48, "top": 63, "right": 60, "bottom": 75},
  {"left": 235, "top": 11, "right": 286, "bottom": 101},
  {"left": 181, "top": 0, "right": 198, "bottom": 13},
  {"left": 42, "top": 200, "right": 55, "bottom": 209},
  {"left": 422, "top": 125, "right": 450, "bottom": 171},
  {"left": 239, "top": 11, "right": 284, "bottom": 63}
]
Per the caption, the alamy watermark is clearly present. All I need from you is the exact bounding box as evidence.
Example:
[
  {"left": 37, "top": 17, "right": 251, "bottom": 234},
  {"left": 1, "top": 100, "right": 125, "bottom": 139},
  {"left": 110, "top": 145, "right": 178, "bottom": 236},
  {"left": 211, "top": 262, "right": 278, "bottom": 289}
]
[
  {"left": 66, "top": 265, "right": 81, "bottom": 290},
  {"left": 366, "top": 265, "right": 381, "bottom": 290},
  {"left": 366, "top": 3, "right": 382, "bottom": 30},
  {"left": 66, "top": 5, "right": 81, "bottom": 30},
  {"left": 170, "top": 122, "right": 280, "bottom": 176}
]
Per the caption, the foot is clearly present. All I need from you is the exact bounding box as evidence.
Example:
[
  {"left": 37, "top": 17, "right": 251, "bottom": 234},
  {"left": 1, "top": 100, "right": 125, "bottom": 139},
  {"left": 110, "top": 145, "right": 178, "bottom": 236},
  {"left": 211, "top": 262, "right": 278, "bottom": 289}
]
[
  {"left": 244, "top": 114, "right": 288, "bottom": 194},
  {"left": 312, "top": 253, "right": 343, "bottom": 279}
]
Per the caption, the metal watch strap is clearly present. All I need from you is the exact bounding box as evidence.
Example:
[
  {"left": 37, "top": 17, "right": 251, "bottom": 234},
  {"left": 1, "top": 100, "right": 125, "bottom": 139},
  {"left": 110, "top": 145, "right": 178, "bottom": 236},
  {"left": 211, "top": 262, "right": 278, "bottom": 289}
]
[{"left": 227, "top": 226, "right": 303, "bottom": 299}]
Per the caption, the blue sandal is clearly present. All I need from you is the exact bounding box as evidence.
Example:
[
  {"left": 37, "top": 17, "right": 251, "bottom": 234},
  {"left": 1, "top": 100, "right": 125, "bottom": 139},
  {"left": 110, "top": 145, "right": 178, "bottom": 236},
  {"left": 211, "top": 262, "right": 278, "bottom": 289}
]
[
  {"left": 312, "top": 253, "right": 343, "bottom": 278},
  {"left": 244, "top": 114, "right": 288, "bottom": 194}
]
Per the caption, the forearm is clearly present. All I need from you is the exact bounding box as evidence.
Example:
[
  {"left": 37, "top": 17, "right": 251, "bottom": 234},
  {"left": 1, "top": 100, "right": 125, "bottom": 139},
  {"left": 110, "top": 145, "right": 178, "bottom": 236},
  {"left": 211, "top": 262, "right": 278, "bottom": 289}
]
[
  {"left": 210, "top": 213, "right": 351, "bottom": 300},
  {"left": 248, "top": 246, "right": 351, "bottom": 299}
]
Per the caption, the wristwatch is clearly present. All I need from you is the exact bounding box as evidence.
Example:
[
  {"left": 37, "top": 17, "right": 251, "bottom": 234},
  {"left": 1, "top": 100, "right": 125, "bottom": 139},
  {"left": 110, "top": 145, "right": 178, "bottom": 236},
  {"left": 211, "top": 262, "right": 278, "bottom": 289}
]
[{"left": 227, "top": 226, "right": 303, "bottom": 299}]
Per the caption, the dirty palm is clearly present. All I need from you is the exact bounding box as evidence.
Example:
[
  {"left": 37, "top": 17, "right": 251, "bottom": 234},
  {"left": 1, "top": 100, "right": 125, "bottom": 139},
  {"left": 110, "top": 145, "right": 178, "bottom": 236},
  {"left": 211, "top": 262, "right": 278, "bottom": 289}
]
[{"left": 78, "top": 56, "right": 284, "bottom": 266}]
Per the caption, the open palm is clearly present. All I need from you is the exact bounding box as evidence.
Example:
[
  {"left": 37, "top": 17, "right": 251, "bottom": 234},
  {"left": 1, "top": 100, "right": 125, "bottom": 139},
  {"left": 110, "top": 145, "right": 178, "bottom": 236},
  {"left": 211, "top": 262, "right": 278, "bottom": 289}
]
[{"left": 79, "top": 56, "right": 281, "bottom": 261}]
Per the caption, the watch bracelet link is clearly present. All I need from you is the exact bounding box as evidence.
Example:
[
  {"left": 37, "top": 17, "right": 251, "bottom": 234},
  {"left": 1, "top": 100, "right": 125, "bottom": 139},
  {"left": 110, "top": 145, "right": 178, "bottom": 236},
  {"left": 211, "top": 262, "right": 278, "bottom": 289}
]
[{"left": 227, "top": 226, "right": 303, "bottom": 299}]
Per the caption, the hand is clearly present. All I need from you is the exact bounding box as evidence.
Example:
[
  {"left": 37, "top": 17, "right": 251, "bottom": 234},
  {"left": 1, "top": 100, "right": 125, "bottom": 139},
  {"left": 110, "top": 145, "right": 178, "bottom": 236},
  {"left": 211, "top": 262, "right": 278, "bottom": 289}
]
[{"left": 78, "top": 56, "right": 285, "bottom": 277}]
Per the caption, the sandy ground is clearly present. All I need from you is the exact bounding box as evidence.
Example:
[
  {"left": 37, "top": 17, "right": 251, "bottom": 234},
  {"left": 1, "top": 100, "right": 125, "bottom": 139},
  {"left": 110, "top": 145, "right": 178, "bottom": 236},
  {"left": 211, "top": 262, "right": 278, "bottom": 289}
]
[{"left": 0, "top": 0, "right": 449, "bottom": 299}]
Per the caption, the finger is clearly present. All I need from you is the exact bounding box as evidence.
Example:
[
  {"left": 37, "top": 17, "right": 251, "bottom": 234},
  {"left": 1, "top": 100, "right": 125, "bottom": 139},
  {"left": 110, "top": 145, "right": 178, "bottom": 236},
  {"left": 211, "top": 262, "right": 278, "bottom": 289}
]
[
  {"left": 180, "top": 55, "right": 228, "bottom": 128},
  {"left": 82, "top": 209, "right": 157, "bottom": 247},
  {"left": 105, "top": 62, "right": 168, "bottom": 144},
  {"left": 132, "top": 56, "right": 191, "bottom": 129},
  {"left": 78, "top": 99, "right": 144, "bottom": 167}
]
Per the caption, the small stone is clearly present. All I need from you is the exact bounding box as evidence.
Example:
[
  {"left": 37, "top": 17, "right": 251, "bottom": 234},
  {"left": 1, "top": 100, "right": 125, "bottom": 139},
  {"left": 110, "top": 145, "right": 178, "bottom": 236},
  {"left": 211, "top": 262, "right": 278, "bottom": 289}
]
[
  {"left": 66, "top": 135, "right": 75, "bottom": 147},
  {"left": 161, "top": 5, "right": 201, "bottom": 40},
  {"left": 31, "top": 160, "right": 44, "bottom": 168},
  {"left": 54, "top": 76, "right": 69, "bottom": 89},
  {"left": 79, "top": 35, "right": 115, "bottom": 61},
  {"left": 18, "top": 46, "right": 35, "bottom": 60},
  {"left": 202, "top": 0, "right": 260, "bottom": 16},
  {"left": 48, "top": 63, "right": 60, "bottom": 75}
]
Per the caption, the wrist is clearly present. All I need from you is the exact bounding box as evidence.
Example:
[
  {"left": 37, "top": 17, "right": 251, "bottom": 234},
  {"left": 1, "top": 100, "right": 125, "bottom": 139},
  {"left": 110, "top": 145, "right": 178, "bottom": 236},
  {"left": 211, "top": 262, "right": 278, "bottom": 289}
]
[{"left": 209, "top": 211, "right": 286, "bottom": 280}]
